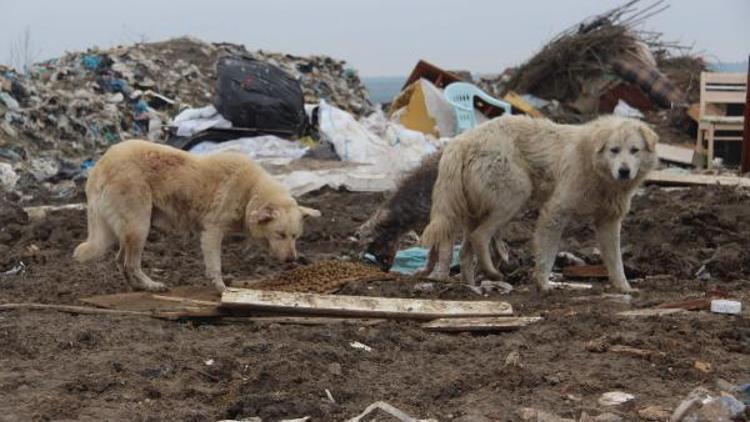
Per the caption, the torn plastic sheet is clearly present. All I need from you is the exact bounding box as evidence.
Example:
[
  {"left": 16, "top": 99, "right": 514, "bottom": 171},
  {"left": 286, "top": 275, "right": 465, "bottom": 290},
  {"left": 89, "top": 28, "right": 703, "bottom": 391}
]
[
  {"left": 189, "top": 136, "right": 308, "bottom": 165},
  {"left": 172, "top": 105, "right": 232, "bottom": 137}
]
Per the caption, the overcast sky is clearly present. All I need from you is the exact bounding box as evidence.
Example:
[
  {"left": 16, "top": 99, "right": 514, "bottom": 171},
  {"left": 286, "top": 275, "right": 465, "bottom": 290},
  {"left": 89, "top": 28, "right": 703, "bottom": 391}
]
[{"left": 1, "top": 0, "right": 748, "bottom": 76}]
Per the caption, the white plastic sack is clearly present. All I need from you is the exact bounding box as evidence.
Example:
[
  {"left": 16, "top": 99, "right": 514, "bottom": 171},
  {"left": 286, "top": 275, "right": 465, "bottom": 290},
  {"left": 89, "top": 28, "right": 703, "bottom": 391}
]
[
  {"left": 0, "top": 163, "right": 18, "bottom": 191},
  {"left": 317, "top": 101, "right": 439, "bottom": 177},
  {"left": 189, "top": 136, "right": 308, "bottom": 165},
  {"left": 613, "top": 99, "right": 644, "bottom": 119},
  {"left": 172, "top": 105, "right": 232, "bottom": 137}
]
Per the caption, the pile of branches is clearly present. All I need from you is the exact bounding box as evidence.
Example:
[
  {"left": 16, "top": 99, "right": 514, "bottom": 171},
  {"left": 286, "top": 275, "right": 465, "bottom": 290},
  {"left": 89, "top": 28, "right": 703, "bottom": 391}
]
[{"left": 504, "top": 0, "right": 686, "bottom": 102}]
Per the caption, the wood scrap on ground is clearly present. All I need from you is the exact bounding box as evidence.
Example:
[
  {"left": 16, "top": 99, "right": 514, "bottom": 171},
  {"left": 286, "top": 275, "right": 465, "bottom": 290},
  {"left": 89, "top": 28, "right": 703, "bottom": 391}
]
[
  {"left": 422, "top": 316, "right": 542, "bottom": 332},
  {"left": 617, "top": 308, "right": 687, "bottom": 317},
  {"left": 563, "top": 264, "right": 609, "bottom": 279},
  {"left": 655, "top": 143, "right": 695, "bottom": 165},
  {"left": 221, "top": 288, "right": 513, "bottom": 319},
  {"left": 24, "top": 203, "right": 86, "bottom": 220},
  {"left": 646, "top": 170, "right": 750, "bottom": 188}
]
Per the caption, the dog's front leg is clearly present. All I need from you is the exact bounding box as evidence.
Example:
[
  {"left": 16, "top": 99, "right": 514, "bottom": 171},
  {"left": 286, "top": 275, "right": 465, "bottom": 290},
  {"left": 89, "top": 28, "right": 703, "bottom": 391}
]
[
  {"left": 533, "top": 206, "right": 568, "bottom": 293},
  {"left": 595, "top": 218, "right": 633, "bottom": 293},
  {"left": 201, "top": 227, "right": 226, "bottom": 292}
]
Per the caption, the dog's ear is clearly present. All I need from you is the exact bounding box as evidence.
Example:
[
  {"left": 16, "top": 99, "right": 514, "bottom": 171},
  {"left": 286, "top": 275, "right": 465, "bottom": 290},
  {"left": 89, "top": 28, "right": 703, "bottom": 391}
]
[
  {"left": 592, "top": 126, "right": 612, "bottom": 154},
  {"left": 299, "top": 206, "right": 321, "bottom": 218},
  {"left": 638, "top": 124, "right": 659, "bottom": 152},
  {"left": 247, "top": 204, "right": 280, "bottom": 225}
]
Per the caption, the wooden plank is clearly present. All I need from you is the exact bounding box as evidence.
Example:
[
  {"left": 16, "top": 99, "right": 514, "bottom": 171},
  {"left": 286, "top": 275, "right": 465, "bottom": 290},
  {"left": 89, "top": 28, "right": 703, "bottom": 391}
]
[
  {"left": 617, "top": 308, "right": 687, "bottom": 318},
  {"left": 563, "top": 265, "right": 609, "bottom": 279},
  {"left": 422, "top": 316, "right": 542, "bottom": 332},
  {"left": 221, "top": 288, "right": 513, "bottom": 320},
  {"left": 703, "top": 72, "right": 747, "bottom": 85},
  {"left": 0, "top": 303, "right": 152, "bottom": 317},
  {"left": 645, "top": 170, "right": 750, "bottom": 188},
  {"left": 655, "top": 143, "right": 695, "bottom": 165},
  {"left": 219, "top": 316, "right": 385, "bottom": 326},
  {"left": 703, "top": 90, "right": 746, "bottom": 104},
  {"left": 24, "top": 203, "right": 86, "bottom": 220},
  {"left": 80, "top": 286, "right": 221, "bottom": 314},
  {"left": 503, "top": 91, "right": 544, "bottom": 117},
  {"left": 609, "top": 345, "right": 666, "bottom": 359}
]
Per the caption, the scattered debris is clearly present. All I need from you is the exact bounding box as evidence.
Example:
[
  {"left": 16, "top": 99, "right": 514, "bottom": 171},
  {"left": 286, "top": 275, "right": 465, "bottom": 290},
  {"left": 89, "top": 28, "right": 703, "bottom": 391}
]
[
  {"left": 693, "top": 360, "right": 712, "bottom": 373},
  {"left": 324, "top": 388, "right": 336, "bottom": 404},
  {"left": 349, "top": 341, "right": 372, "bottom": 352},
  {"left": 421, "top": 316, "right": 542, "bottom": 333},
  {"left": 0, "top": 261, "right": 26, "bottom": 277},
  {"left": 617, "top": 308, "right": 687, "bottom": 318},
  {"left": 598, "top": 391, "right": 635, "bottom": 406},
  {"left": 346, "top": 401, "right": 437, "bottom": 422},
  {"left": 562, "top": 264, "right": 608, "bottom": 279},
  {"left": 637, "top": 405, "right": 672, "bottom": 420},
  {"left": 609, "top": 345, "right": 666, "bottom": 360},
  {"left": 517, "top": 407, "right": 575, "bottom": 422},
  {"left": 710, "top": 299, "right": 742, "bottom": 315},
  {"left": 646, "top": 170, "right": 750, "bottom": 188}
]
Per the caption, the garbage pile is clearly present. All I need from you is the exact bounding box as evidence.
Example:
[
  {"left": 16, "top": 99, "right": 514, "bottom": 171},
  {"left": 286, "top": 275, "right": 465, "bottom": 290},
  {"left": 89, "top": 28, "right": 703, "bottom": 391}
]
[
  {"left": 0, "top": 37, "right": 373, "bottom": 195},
  {"left": 478, "top": 0, "right": 700, "bottom": 122}
]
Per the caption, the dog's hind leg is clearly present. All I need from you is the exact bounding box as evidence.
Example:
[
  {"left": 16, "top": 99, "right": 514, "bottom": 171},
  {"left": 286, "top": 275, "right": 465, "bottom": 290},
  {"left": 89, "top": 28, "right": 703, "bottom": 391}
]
[
  {"left": 107, "top": 189, "right": 166, "bottom": 292},
  {"left": 73, "top": 202, "right": 117, "bottom": 263},
  {"left": 459, "top": 231, "right": 476, "bottom": 285}
]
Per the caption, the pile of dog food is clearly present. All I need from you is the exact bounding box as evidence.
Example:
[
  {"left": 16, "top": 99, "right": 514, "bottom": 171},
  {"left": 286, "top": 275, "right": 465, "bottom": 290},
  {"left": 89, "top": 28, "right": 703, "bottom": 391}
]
[{"left": 250, "top": 260, "right": 386, "bottom": 293}]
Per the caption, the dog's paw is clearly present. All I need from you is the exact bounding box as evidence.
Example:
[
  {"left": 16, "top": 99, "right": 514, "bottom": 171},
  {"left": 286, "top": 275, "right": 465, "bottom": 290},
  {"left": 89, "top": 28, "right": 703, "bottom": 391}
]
[{"left": 144, "top": 281, "right": 168, "bottom": 292}]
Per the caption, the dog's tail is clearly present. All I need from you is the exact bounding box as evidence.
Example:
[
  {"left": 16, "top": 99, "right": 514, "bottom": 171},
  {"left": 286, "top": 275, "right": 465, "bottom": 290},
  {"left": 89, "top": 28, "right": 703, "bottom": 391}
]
[
  {"left": 420, "top": 142, "right": 468, "bottom": 250},
  {"left": 73, "top": 200, "right": 115, "bottom": 263}
]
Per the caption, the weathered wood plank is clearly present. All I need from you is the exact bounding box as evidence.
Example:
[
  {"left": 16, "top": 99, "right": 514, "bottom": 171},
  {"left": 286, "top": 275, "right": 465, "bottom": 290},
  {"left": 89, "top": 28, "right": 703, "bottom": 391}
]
[
  {"left": 646, "top": 170, "right": 750, "bottom": 188},
  {"left": 617, "top": 308, "right": 687, "bottom": 318},
  {"left": 422, "top": 316, "right": 542, "bottom": 332},
  {"left": 563, "top": 265, "right": 609, "bottom": 279},
  {"left": 221, "top": 288, "right": 513, "bottom": 320},
  {"left": 655, "top": 143, "right": 695, "bottom": 165}
]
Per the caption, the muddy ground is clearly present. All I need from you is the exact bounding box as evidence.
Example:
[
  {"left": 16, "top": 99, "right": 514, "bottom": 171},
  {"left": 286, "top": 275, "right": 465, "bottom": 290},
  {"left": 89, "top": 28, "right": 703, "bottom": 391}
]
[{"left": 0, "top": 186, "right": 748, "bottom": 421}]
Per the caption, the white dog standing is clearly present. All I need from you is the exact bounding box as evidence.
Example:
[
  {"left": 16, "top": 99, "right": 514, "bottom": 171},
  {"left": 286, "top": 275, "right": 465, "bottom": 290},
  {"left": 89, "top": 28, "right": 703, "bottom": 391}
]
[{"left": 421, "top": 115, "right": 658, "bottom": 293}]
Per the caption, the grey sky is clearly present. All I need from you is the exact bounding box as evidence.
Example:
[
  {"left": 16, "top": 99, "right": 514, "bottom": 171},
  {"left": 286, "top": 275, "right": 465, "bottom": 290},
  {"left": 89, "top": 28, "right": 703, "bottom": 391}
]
[{"left": 2, "top": 0, "right": 748, "bottom": 76}]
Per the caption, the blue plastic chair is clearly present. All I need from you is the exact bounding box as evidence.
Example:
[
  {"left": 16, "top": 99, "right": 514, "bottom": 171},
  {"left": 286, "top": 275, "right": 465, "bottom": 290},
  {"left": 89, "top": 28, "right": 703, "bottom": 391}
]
[{"left": 444, "top": 82, "right": 512, "bottom": 134}]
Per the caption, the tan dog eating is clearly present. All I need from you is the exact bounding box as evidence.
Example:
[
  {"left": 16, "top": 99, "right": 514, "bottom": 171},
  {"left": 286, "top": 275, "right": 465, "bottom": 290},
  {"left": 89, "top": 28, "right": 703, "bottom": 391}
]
[{"left": 73, "top": 140, "right": 320, "bottom": 292}]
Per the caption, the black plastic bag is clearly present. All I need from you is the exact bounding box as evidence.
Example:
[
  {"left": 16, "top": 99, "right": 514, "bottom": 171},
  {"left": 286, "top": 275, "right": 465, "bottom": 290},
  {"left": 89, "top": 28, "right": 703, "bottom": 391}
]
[{"left": 214, "top": 55, "right": 306, "bottom": 138}]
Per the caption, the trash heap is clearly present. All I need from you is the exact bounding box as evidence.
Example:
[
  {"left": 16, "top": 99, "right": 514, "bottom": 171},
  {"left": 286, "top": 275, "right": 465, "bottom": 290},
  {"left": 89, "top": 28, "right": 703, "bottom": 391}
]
[
  {"left": 0, "top": 37, "right": 373, "bottom": 166},
  {"left": 478, "top": 0, "right": 700, "bottom": 122}
]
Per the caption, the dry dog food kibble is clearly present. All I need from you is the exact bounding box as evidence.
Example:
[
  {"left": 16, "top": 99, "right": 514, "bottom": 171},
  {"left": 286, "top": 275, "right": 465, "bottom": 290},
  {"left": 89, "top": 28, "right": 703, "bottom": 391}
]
[{"left": 252, "top": 260, "right": 384, "bottom": 293}]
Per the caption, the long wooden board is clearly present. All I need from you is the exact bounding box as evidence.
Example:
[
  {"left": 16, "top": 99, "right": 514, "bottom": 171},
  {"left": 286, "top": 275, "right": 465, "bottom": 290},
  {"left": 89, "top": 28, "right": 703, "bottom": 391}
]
[
  {"left": 221, "top": 288, "right": 512, "bottom": 320},
  {"left": 655, "top": 143, "right": 695, "bottom": 165},
  {"left": 422, "top": 316, "right": 542, "bottom": 332},
  {"left": 563, "top": 265, "right": 608, "bottom": 279},
  {"left": 646, "top": 170, "right": 750, "bottom": 188}
]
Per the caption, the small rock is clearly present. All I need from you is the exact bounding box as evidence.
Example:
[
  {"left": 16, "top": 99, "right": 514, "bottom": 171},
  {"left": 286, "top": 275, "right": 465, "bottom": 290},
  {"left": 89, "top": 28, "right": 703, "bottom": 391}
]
[
  {"left": 0, "top": 163, "right": 18, "bottom": 191},
  {"left": 637, "top": 405, "right": 672, "bottom": 420},
  {"left": 518, "top": 407, "right": 575, "bottom": 422},
  {"left": 327, "top": 362, "right": 342, "bottom": 376},
  {"left": 693, "top": 360, "right": 712, "bottom": 374},
  {"left": 598, "top": 391, "right": 634, "bottom": 406},
  {"left": 593, "top": 413, "right": 622, "bottom": 422}
]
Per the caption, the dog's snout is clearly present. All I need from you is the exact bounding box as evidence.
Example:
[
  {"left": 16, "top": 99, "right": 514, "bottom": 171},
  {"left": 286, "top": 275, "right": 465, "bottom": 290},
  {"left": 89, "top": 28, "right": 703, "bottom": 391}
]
[{"left": 618, "top": 167, "right": 631, "bottom": 179}]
